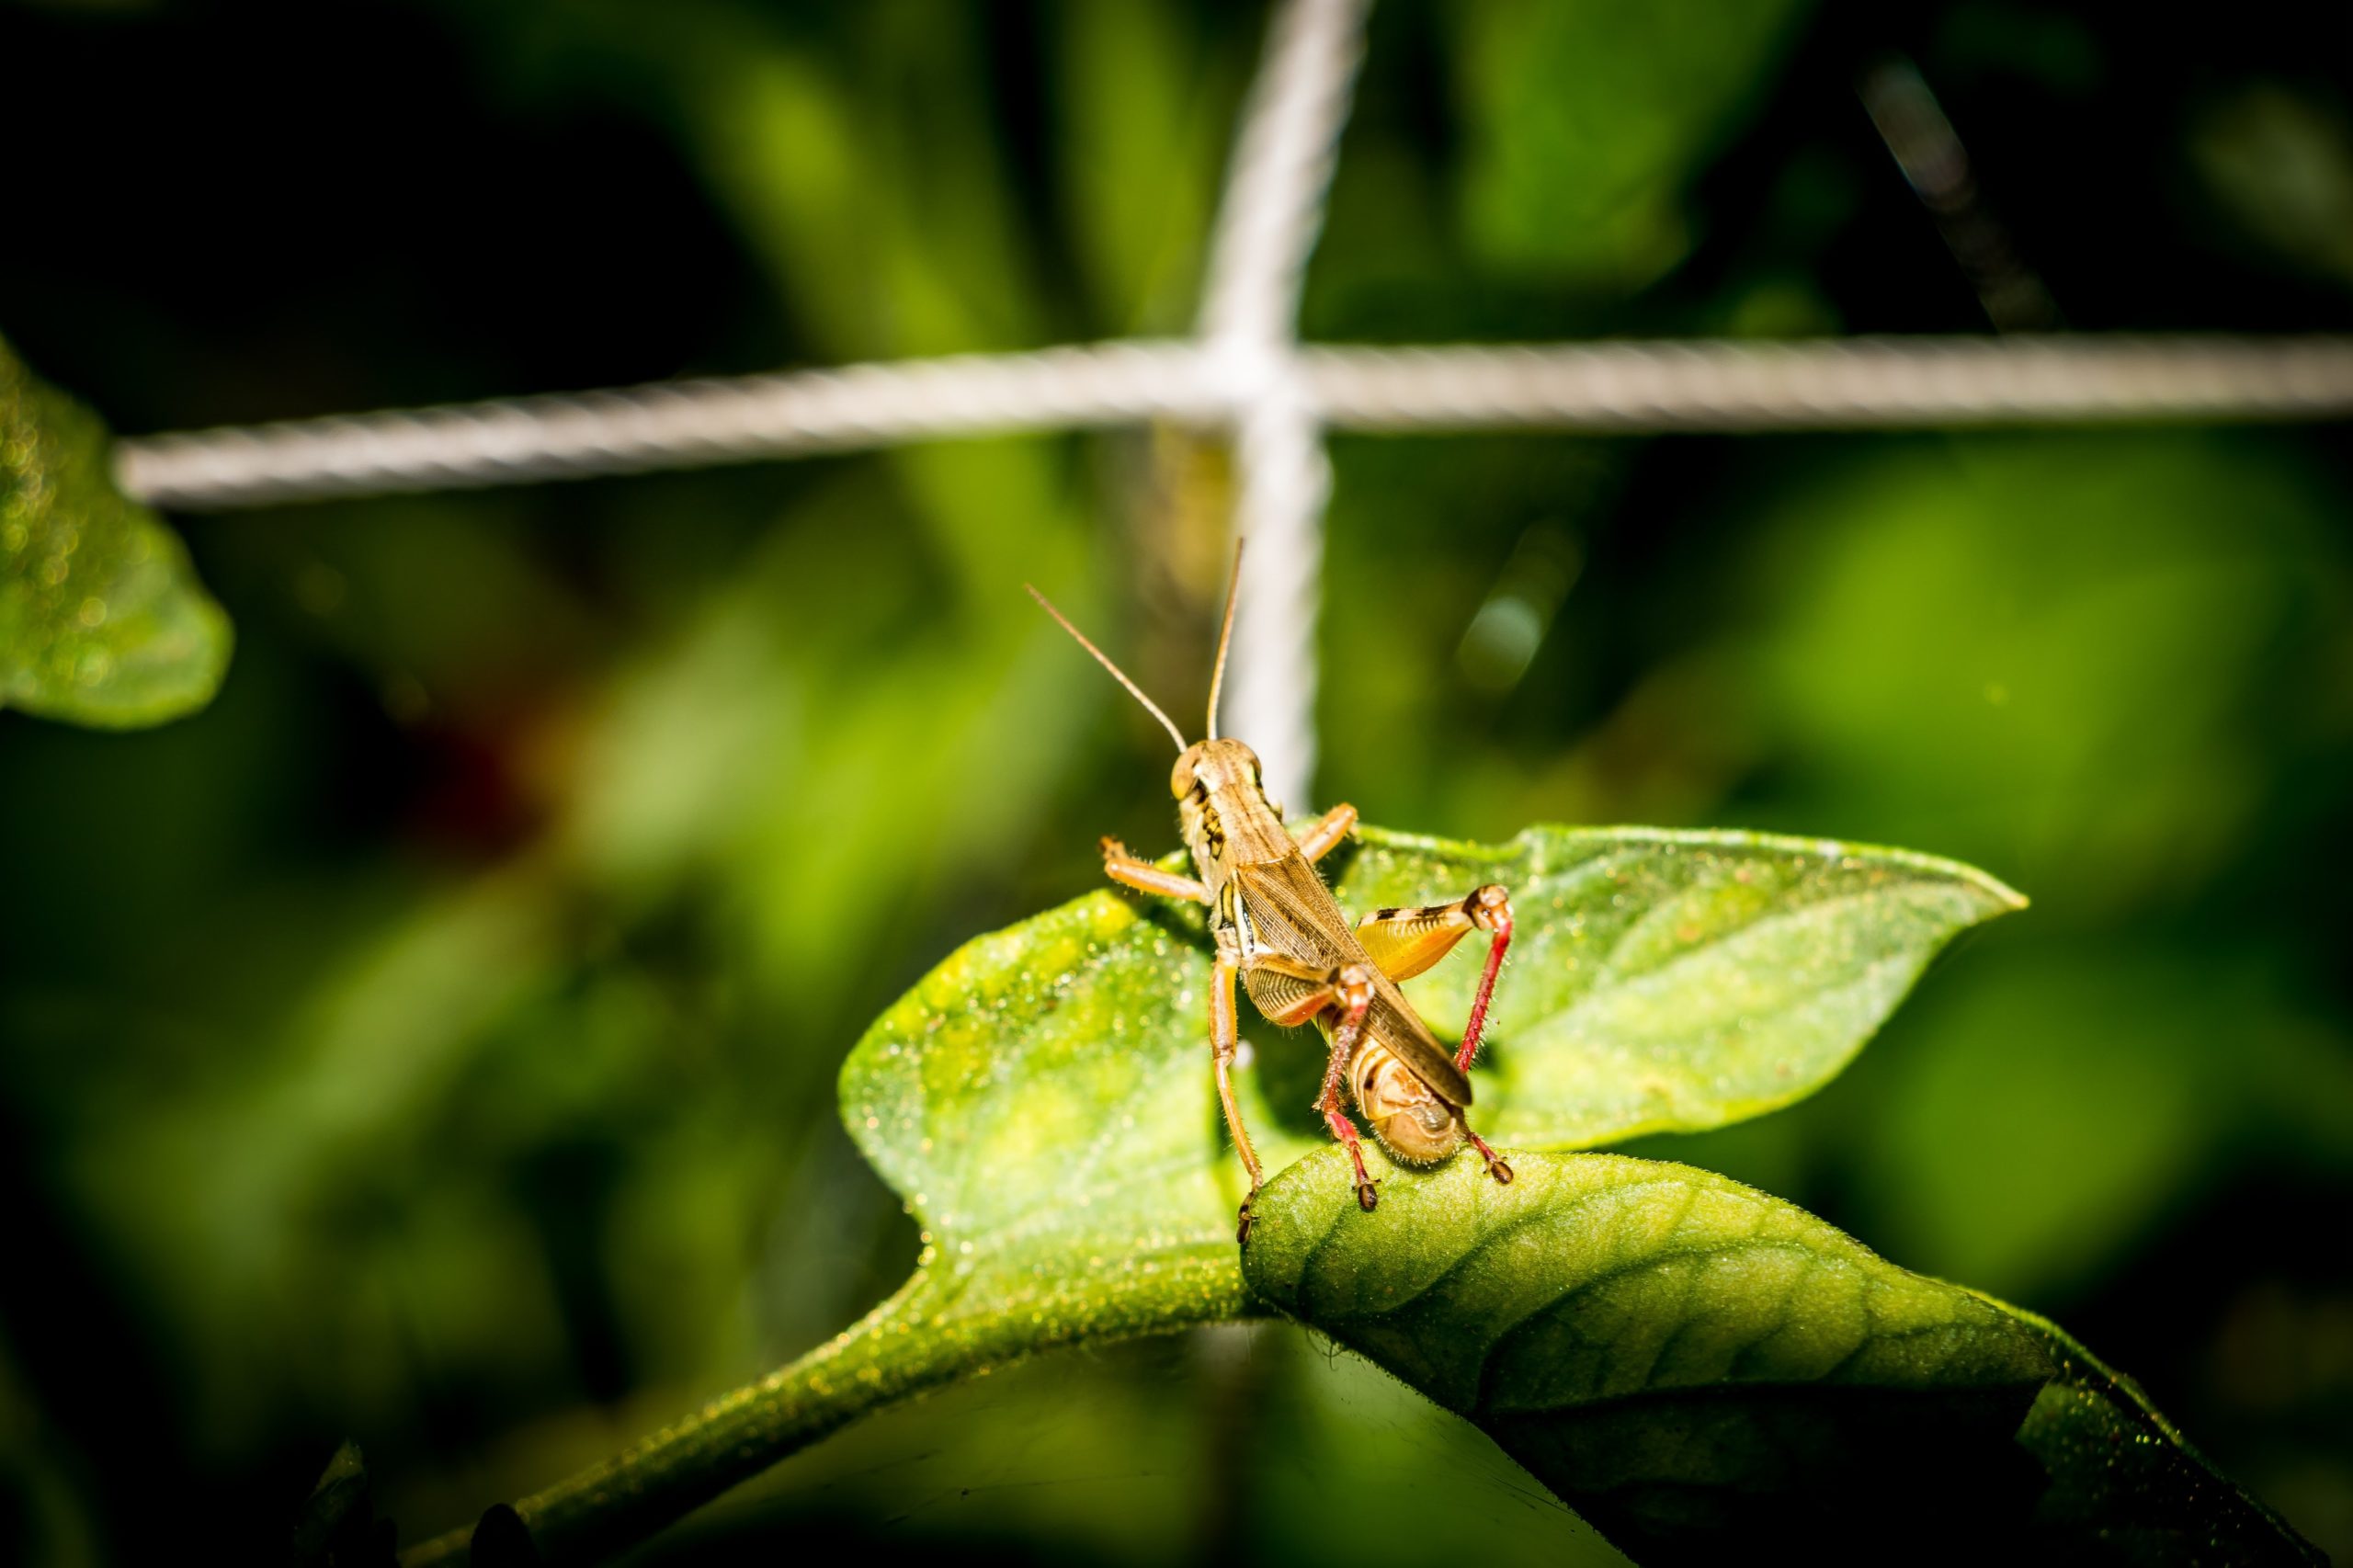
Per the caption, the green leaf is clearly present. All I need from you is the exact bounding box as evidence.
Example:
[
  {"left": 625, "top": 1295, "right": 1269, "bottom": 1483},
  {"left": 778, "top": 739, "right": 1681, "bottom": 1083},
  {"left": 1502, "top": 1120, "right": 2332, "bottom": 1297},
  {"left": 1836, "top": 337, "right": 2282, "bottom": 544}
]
[
  {"left": 1243, "top": 1148, "right": 2320, "bottom": 1565},
  {"left": 1, "top": 335, "right": 230, "bottom": 726},
  {"left": 843, "top": 824, "right": 2016, "bottom": 1268},
  {"left": 290, "top": 1440, "right": 396, "bottom": 1568},
  {"left": 407, "top": 822, "right": 2018, "bottom": 1563},
  {"left": 821, "top": 822, "right": 2009, "bottom": 1493},
  {"left": 1336, "top": 826, "right": 2022, "bottom": 1148}
]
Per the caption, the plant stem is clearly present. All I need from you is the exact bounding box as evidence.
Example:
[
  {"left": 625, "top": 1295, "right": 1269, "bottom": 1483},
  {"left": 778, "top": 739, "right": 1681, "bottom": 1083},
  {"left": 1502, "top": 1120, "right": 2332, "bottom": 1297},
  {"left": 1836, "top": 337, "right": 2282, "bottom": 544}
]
[{"left": 400, "top": 1249, "right": 1252, "bottom": 1565}]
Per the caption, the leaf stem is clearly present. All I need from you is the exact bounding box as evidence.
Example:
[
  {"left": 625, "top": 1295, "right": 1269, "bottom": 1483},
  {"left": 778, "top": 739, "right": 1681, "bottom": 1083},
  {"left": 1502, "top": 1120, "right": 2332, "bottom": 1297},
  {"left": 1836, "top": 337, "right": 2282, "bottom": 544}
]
[{"left": 400, "top": 1247, "right": 1251, "bottom": 1566}]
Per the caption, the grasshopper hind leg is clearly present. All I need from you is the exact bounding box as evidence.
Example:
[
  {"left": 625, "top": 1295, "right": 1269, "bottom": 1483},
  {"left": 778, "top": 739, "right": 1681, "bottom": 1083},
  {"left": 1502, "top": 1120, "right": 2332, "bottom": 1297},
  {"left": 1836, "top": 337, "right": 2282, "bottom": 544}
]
[
  {"left": 1321, "top": 1100, "right": 1381, "bottom": 1211},
  {"left": 1353, "top": 884, "right": 1516, "bottom": 1076},
  {"left": 1315, "top": 963, "right": 1383, "bottom": 1212},
  {"left": 1352, "top": 886, "right": 1519, "bottom": 1190},
  {"left": 1462, "top": 1121, "right": 1514, "bottom": 1186},
  {"left": 1243, "top": 954, "right": 1392, "bottom": 1220}
]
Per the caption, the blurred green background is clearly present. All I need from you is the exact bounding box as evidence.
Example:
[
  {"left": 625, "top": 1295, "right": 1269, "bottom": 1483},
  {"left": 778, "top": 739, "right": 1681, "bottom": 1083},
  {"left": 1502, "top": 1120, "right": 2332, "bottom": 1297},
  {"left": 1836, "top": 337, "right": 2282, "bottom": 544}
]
[{"left": 4, "top": 0, "right": 2352, "bottom": 1561}]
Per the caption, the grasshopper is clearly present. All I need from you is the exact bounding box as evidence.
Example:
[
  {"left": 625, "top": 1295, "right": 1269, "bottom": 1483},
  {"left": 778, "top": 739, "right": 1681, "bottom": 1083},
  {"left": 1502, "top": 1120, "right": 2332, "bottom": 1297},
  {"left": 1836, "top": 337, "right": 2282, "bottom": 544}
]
[{"left": 1029, "top": 548, "right": 1517, "bottom": 1244}]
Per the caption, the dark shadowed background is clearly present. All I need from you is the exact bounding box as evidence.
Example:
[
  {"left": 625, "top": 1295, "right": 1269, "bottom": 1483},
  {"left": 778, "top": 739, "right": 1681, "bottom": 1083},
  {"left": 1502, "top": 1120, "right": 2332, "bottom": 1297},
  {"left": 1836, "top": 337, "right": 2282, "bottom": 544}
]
[{"left": 3, "top": 0, "right": 2351, "bottom": 1562}]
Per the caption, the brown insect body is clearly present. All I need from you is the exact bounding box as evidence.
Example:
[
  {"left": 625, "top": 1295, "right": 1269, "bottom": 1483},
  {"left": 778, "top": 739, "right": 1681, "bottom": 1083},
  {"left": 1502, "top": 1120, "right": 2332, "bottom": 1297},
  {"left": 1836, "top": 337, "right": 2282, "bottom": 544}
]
[
  {"left": 1030, "top": 546, "right": 1516, "bottom": 1242},
  {"left": 1173, "top": 737, "right": 1471, "bottom": 1164}
]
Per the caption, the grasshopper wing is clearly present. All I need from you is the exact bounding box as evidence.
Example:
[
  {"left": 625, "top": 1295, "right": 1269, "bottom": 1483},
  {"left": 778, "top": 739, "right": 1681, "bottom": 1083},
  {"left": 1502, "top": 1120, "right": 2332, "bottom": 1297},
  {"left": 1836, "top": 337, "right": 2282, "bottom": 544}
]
[{"left": 1233, "top": 857, "right": 1475, "bottom": 1107}]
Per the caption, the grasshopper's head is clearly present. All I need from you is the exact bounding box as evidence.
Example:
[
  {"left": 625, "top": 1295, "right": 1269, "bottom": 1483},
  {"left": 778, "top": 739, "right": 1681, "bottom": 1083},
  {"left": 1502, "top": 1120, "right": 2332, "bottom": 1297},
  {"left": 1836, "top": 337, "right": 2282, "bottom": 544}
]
[
  {"left": 1354, "top": 1043, "right": 1467, "bottom": 1165},
  {"left": 1170, "top": 738, "right": 1263, "bottom": 801}
]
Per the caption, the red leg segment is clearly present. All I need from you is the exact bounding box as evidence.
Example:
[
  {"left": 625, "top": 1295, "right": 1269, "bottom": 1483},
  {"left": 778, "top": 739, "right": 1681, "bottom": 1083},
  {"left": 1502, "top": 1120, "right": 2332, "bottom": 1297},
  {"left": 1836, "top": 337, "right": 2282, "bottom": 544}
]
[
  {"left": 1323, "top": 1101, "right": 1380, "bottom": 1209},
  {"left": 1463, "top": 1124, "right": 1515, "bottom": 1187},
  {"left": 1456, "top": 885, "right": 1515, "bottom": 1076},
  {"left": 1316, "top": 964, "right": 1381, "bottom": 1210}
]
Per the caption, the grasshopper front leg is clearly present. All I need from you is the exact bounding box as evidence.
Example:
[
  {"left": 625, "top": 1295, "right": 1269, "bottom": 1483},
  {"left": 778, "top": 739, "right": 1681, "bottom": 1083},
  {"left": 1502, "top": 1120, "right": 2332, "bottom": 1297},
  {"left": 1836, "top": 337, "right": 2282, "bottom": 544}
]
[
  {"left": 1100, "top": 837, "right": 1211, "bottom": 903},
  {"left": 1211, "top": 937, "right": 1269, "bottom": 1244},
  {"left": 1291, "top": 802, "right": 1357, "bottom": 863},
  {"left": 1098, "top": 842, "right": 1269, "bottom": 1239}
]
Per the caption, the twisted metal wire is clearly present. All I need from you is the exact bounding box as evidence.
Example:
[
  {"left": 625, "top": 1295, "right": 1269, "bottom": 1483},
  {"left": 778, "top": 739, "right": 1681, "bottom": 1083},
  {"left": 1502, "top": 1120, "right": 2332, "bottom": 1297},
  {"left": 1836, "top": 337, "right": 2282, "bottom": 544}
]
[
  {"left": 96, "top": 0, "right": 2353, "bottom": 808},
  {"left": 1301, "top": 335, "right": 2353, "bottom": 429},
  {"left": 116, "top": 335, "right": 2353, "bottom": 511},
  {"left": 1197, "top": 0, "right": 1369, "bottom": 348},
  {"left": 1197, "top": 0, "right": 1370, "bottom": 808},
  {"left": 1224, "top": 385, "right": 1333, "bottom": 811},
  {"left": 112, "top": 341, "right": 1222, "bottom": 508}
]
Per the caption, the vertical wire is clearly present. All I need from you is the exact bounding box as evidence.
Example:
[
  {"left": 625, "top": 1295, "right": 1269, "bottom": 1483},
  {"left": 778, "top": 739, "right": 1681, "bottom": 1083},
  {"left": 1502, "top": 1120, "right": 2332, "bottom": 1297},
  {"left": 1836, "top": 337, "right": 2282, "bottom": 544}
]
[
  {"left": 1197, "top": 0, "right": 1371, "bottom": 347},
  {"left": 1223, "top": 386, "right": 1330, "bottom": 812},
  {"left": 1195, "top": 0, "right": 1372, "bottom": 808}
]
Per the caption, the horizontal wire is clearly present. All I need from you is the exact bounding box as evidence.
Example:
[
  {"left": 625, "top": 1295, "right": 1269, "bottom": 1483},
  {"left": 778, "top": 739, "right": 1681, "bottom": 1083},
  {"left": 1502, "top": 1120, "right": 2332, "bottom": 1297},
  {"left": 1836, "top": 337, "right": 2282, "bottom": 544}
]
[
  {"left": 115, "top": 335, "right": 2353, "bottom": 510},
  {"left": 113, "top": 341, "right": 1223, "bottom": 509},
  {"left": 1299, "top": 335, "right": 2353, "bottom": 430}
]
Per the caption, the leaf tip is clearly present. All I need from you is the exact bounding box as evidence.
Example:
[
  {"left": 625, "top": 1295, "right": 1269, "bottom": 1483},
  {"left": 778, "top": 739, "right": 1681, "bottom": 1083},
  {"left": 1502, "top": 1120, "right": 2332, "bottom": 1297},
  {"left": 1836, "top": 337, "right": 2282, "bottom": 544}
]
[{"left": 1975, "top": 869, "right": 2030, "bottom": 915}]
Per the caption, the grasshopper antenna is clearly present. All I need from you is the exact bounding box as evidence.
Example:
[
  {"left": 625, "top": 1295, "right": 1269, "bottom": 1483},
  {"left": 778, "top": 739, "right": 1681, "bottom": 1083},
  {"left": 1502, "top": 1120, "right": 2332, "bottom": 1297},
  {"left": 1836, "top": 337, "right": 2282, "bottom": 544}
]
[
  {"left": 1205, "top": 539, "right": 1244, "bottom": 741},
  {"left": 1027, "top": 585, "right": 1188, "bottom": 754}
]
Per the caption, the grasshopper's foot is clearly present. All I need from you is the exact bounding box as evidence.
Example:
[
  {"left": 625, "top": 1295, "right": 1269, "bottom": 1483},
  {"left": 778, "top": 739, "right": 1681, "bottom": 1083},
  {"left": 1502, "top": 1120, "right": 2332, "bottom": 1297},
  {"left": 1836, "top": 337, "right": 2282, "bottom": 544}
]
[
  {"left": 1322, "top": 1102, "right": 1382, "bottom": 1215},
  {"left": 1237, "top": 1194, "right": 1257, "bottom": 1245},
  {"left": 1466, "top": 1127, "right": 1514, "bottom": 1186}
]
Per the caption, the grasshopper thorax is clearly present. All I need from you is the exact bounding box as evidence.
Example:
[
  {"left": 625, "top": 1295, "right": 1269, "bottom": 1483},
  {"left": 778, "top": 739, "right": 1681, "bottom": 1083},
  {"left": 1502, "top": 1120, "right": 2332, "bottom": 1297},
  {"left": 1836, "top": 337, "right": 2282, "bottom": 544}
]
[{"left": 1175, "top": 739, "right": 1274, "bottom": 874}]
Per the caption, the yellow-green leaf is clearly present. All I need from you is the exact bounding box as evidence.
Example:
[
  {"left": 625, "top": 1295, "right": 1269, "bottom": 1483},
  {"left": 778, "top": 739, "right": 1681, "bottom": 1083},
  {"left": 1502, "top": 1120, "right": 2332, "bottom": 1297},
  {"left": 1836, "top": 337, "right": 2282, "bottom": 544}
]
[
  {"left": 1338, "top": 826, "right": 2023, "bottom": 1147},
  {"left": 841, "top": 824, "right": 2020, "bottom": 1297},
  {"left": 1, "top": 336, "right": 230, "bottom": 726}
]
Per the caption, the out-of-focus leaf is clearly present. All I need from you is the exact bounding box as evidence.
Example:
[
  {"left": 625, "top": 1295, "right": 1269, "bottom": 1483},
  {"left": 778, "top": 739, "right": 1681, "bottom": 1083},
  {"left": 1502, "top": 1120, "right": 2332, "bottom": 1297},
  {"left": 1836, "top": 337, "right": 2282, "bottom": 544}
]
[
  {"left": 2188, "top": 85, "right": 2353, "bottom": 288},
  {"left": 1449, "top": 0, "right": 1813, "bottom": 284},
  {"left": 1243, "top": 1149, "right": 2322, "bottom": 1565},
  {"left": 0, "top": 336, "right": 229, "bottom": 726},
  {"left": 1859, "top": 949, "right": 2222, "bottom": 1300},
  {"left": 290, "top": 1440, "right": 395, "bottom": 1568},
  {"left": 1058, "top": 1, "right": 1223, "bottom": 329},
  {"left": 1730, "top": 432, "right": 2353, "bottom": 1299},
  {"left": 1743, "top": 433, "right": 2343, "bottom": 912},
  {"left": 0, "top": 1334, "right": 100, "bottom": 1568}
]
